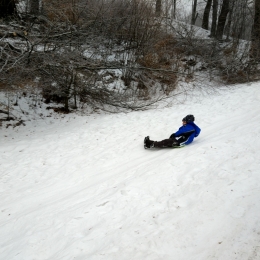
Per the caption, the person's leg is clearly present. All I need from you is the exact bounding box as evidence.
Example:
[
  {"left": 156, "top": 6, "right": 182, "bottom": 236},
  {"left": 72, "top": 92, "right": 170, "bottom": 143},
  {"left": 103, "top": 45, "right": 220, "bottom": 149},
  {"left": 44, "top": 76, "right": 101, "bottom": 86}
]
[
  {"left": 145, "top": 136, "right": 179, "bottom": 148},
  {"left": 154, "top": 138, "right": 179, "bottom": 148}
]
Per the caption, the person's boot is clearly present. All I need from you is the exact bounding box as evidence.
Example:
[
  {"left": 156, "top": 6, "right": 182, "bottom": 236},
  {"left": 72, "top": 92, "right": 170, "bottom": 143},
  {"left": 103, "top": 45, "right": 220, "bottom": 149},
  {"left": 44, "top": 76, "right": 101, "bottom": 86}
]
[
  {"left": 144, "top": 136, "right": 154, "bottom": 149},
  {"left": 144, "top": 136, "right": 150, "bottom": 149}
]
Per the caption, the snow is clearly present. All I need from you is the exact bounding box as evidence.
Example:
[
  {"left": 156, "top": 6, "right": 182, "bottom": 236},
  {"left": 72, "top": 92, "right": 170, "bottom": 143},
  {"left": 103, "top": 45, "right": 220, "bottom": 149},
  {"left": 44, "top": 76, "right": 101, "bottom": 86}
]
[{"left": 1, "top": 82, "right": 260, "bottom": 260}]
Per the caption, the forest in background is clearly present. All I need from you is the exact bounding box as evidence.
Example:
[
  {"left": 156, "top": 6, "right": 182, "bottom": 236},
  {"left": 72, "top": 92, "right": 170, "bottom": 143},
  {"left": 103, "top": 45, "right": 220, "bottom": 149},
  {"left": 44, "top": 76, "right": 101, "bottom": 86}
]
[{"left": 0, "top": 0, "right": 260, "bottom": 120}]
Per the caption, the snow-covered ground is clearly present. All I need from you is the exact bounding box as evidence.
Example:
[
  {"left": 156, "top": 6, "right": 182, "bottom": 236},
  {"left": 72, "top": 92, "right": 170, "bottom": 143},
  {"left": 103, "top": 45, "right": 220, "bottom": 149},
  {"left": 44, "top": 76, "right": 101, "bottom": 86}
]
[{"left": 1, "top": 82, "right": 260, "bottom": 260}]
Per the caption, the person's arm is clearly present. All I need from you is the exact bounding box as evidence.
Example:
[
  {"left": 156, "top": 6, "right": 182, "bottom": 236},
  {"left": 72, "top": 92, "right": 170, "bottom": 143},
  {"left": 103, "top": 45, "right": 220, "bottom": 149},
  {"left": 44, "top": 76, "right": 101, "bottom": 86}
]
[
  {"left": 194, "top": 125, "right": 201, "bottom": 137},
  {"left": 170, "top": 126, "right": 187, "bottom": 138},
  {"left": 184, "top": 133, "right": 196, "bottom": 144}
]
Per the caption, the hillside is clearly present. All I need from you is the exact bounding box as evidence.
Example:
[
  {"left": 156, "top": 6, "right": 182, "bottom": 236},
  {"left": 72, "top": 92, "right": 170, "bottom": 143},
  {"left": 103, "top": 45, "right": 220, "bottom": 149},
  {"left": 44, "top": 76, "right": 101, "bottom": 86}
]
[{"left": 1, "top": 81, "right": 260, "bottom": 260}]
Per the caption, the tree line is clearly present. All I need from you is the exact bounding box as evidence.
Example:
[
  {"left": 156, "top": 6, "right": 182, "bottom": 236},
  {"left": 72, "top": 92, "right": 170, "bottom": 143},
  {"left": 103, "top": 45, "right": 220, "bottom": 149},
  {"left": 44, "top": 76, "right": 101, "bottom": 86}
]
[
  {"left": 0, "top": 0, "right": 260, "bottom": 120},
  {"left": 2, "top": 0, "right": 260, "bottom": 44}
]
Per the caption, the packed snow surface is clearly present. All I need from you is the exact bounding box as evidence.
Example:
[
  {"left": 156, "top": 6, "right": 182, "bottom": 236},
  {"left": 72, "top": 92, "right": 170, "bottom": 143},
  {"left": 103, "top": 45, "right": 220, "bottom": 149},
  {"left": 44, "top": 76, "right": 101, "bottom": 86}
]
[{"left": 1, "top": 82, "right": 260, "bottom": 260}]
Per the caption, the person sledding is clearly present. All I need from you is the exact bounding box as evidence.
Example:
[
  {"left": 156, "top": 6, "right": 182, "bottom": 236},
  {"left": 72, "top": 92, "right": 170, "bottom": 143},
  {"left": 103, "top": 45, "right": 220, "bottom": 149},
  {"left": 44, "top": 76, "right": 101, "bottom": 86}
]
[{"left": 144, "top": 114, "right": 201, "bottom": 149}]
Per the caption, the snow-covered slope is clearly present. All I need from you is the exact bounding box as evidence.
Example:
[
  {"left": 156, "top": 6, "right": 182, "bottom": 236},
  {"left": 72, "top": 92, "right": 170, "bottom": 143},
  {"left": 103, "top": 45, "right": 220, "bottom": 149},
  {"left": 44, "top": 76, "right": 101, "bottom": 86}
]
[{"left": 1, "top": 82, "right": 260, "bottom": 260}]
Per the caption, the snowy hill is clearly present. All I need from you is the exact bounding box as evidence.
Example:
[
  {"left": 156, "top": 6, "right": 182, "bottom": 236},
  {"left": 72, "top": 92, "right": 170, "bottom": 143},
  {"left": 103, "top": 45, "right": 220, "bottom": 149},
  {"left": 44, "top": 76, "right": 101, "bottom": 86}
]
[{"left": 1, "top": 82, "right": 260, "bottom": 260}]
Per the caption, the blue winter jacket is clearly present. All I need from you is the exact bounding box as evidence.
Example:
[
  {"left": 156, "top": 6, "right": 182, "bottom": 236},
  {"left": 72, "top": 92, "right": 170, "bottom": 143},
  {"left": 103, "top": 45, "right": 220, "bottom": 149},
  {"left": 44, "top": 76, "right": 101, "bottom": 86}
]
[{"left": 172, "top": 122, "right": 201, "bottom": 145}]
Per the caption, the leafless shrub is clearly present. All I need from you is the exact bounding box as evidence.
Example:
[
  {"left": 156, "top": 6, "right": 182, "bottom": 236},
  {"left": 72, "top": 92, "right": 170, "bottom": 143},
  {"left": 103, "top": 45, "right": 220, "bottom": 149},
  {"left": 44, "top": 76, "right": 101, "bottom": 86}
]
[{"left": 3, "top": 0, "right": 260, "bottom": 122}]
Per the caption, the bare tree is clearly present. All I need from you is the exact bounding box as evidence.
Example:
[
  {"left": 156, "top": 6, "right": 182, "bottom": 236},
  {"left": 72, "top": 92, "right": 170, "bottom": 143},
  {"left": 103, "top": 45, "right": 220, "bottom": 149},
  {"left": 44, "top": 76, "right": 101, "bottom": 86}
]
[
  {"left": 172, "top": 0, "right": 177, "bottom": 19},
  {"left": 191, "top": 0, "right": 198, "bottom": 25},
  {"left": 210, "top": 0, "right": 218, "bottom": 37},
  {"left": 156, "top": 0, "right": 162, "bottom": 16},
  {"left": 216, "top": 0, "right": 230, "bottom": 39},
  {"left": 0, "top": 0, "right": 17, "bottom": 18},
  {"left": 251, "top": 0, "right": 260, "bottom": 60},
  {"left": 30, "top": 0, "right": 40, "bottom": 15},
  {"left": 202, "top": 0, "right": 212, "bottom": 30},
  {"left": 224, "top": 0, "right": 235, "bottom": 40}
]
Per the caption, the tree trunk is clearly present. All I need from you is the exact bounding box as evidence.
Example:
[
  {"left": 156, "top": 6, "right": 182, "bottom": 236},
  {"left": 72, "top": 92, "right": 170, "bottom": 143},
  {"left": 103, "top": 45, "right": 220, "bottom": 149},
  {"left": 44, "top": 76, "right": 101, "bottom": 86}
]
[
  {"left": 191, "top": 0, "right": 198, "bottom": 25},
  {"left": 155, "top": 0, "right": 162, "bottom": 16},
  {"left": 225, "top": 10, "right": 232, "bottom": 41},
  {"left": 172, "top": 0, "right": 176, "bottom": 19},
  {"left": 0, "top": 0, "right": 17, "bottom": 18},
  {"left": 216, "top": 0, "right": 230, "bottom": 40},
  {"left": 202, "top": 0, "right": 212, "bottom": 30},
  {"left": 251, "top": 0, "right": 260, "bottom": 60},
  {"left": 30, "top": 0, "right": 40, "bottom": 15},
  {"left": 210, "top": 0, "right": 218, "bottom": 37},
  {"left": 64, "top": 96, "right": 69, "bottom": 112}
]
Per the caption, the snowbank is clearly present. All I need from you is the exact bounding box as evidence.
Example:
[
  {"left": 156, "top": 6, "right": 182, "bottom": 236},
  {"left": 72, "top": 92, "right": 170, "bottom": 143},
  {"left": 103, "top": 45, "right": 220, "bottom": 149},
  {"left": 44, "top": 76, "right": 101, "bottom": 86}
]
[{"left": 1, "top": 82, "right": 260, "bottom": 260}]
